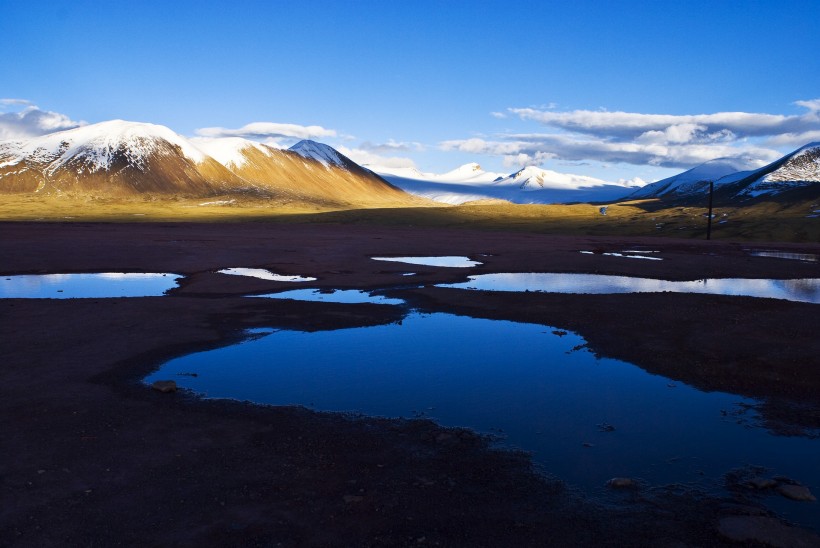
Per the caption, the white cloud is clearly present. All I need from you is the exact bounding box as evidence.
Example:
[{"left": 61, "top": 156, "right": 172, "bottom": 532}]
[
  {"left": 0, "top": 101, "right": 86, "bottom": 140},
  {"left": 440, "top": 133, "right": 779, "bottom": 170},
  {"left": 195, "top": 122, "right": 337, "bottom": 147},
  {"left": 439, "top": 99, "right": 820, "bottom": 171},
  {"left": 335, "top": 145, "right": 418, "bottom": 170},
  {"left": 0, "top": 98, "right": 33, "bottom": 107},
  {"left": 358, "top": 139, "right": 425, "bottom": 153},
  {"left": 795, "top": 99, "right": 820, "bottom": 113},
  {"left": 509, "top": 100, "right": 820, "bottom": 141},
  {"left": 490, "top": 111, "right": 507, "bottom": 119}
]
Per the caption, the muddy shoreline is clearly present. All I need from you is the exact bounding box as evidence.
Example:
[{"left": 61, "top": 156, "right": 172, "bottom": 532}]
[{"left": 2, "top": 221, "right": 819, "bottom": 546}]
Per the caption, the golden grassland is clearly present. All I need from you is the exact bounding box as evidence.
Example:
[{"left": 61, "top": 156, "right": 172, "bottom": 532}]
[{"left": 0, "top": 193, "right": 818, "bottom": 243}]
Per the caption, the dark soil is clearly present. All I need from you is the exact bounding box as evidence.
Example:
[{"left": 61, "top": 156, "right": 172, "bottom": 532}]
[{"left": 1, "top": 221, "right": 819, "bottom": 546}]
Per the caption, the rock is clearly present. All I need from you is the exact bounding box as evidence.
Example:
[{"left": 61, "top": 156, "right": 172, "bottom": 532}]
[
  {"left": 606, "top": 477, "right": 635, "bottom": 489},
  {"left": 777, "top": 484, "right": 817, "bottom": 501},
  {"left": 718, "top": 515, "right": 820, "bottom": 547},
  {"left": 151, "top": 380, "right": 177, "bottom": 393},
  {"left": 748, "top": 477, "right": 778, "bottom": 489}
]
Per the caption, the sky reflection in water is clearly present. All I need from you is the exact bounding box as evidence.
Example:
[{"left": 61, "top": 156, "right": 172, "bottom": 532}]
[
  {"left": 438, "top": 273, "right": 820, "bottom": 304},
  {"left": 0, "top": 273, "right": 181, "bottom": 298},
  {"left": 146, "top": 311, "right": 820, "bottom": 529}
]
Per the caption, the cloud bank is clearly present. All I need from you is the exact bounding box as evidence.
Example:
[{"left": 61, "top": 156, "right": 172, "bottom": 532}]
[
  {"left": 442, "top": 99, "right": 820, "bottom": 169},
  {"left": 195, "top": 122, "right": 337, "bottom": 147},
  {"left": 0, "top": 101, "right": 86, "bottom": 140}
]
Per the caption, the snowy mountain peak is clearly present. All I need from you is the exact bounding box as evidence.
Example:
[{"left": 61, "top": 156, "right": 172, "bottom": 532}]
[
  {"left": 629, "top": 156, "right": 762, "bottom": 198},
  {"left": 497, "top": 166, "right": 610, "bottom": 190},
  {"left": 0, "top": 120, "right": 207, "bottom": 173},
  {"left": 737, "top": 142, "right": 820, "bottom": 197},
  {"left": 289, "top": 140, "right": 345, "bottom": 168}
]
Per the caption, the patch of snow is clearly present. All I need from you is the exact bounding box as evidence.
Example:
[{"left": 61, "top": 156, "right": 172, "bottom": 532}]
[
  {"left": 198, "top": 199, "right": 236, "bottom": 206},
  {"left": 190, "top": 137, "right": 272, "bottom": 168},
  {"left": 289, "top": 140, "right": 345, "bottom": 168}
]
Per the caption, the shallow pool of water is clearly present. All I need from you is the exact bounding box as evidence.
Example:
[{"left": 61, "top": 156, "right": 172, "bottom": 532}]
[
  {"left": 0, "top": 273, "right": 182, "bottom": 298},
  {"left": 747, "top": 251, "right": 819, "bottom": 263},
  {"left": 254, "top": 289, "right": 405, "bottom": 305},
  {"left": 372, "top": 256, "right": 482, "bottom": 268},
  {"left": 146, "top": 311, "right": 820, "bottom": 528},
  {"left": 217, "top": 268, "right": 317, "bottom": 282},
  {"left": 437, "top": 273, "right": 820, "bottom": 304}
]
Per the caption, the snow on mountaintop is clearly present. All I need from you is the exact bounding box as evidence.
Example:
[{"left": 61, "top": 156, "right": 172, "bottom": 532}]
[
  {"left": 289, "top": 140, "right": 345, "bottom": 168},
  {"left": 763, "top": 142, "right": 820, "bottom": 183},
  {"left": 630, "top": 156, "right": 762, "bottom": 198},
  {"left": 494, "top": 166, "right": 620, "bottom": 190},
  {"left": 190, "top": 137, "right": 273, "bottom": 169},
  {"left": 737, "top": 142, "right": 820, "bottom": 197},
  {"left": 0, "top": 120, "right": 207, "bottom": 173},
  {"left": 371, "top": 163, "right": 504, "bottom": 184}
]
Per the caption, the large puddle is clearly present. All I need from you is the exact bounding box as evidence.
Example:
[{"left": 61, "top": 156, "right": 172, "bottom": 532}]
[
  {"left": 0, "top": 273, "right": 182, "bottom": 298},
  {"left": 437, "top": 273, "right": 820, "bottom": 304},
  {"left": 146, "top": 311, "right": 820, "bottom": 528},
  {"left": 254, "top": 289, "right": 405, "bottom": 305},
  {"left": 372, "top": 256, "right": 482, "bottom": 268},
  {"left": 217, "top": 268, "right": 317, "bottom": 282}
]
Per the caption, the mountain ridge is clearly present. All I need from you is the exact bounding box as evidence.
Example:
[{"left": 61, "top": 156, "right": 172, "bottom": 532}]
[{"left": 0, "top": 121, "right": 422, "bottom": 206}]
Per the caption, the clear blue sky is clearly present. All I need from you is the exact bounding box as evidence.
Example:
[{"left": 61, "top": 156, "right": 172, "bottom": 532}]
[{"left": 2, "top": 0, "right": 818, "bottom": 182}]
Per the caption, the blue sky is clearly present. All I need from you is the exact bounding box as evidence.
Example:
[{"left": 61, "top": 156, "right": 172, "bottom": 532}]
[{"left": 1, "top": 0, "right": 819, "bottom": 183}]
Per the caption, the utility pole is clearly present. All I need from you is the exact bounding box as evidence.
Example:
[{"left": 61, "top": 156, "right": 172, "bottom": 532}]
[{"left": 706, "top": 181, "right": 714, "bottom": 240}]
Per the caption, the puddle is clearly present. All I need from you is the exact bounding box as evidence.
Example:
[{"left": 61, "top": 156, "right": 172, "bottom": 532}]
[
  {"left": 747, "top": 251, "right": 819, "bottom": 263},
  {"left": 372, "top": 256, "right": 482, "bottom": 268},
  {"left": 217, "top": 268, "right": 317, "bottom": 282},
  {"left": 146, "top": 312, "right": 820, "bottom": 529},
  {"left": 580, "top": 251, "right": 663, "bottom": 261},
  {"left": 0, "top": 273, "right": 181, "bottom": 298},
  {"left": 437, "top": 273, "right": 820, "bottom": 304},
  {"left": 253, "top": 289, "right": 404, "bottom": 305}
]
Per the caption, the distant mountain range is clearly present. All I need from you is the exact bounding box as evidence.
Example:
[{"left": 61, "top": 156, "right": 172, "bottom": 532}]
[
  {"left": 373, "top": 164, "right": 641, "bottom": 205},
  {"left": 628, "top": 143, "right": 820, "bottom": 203},
  {"left": 1, "top": 119, "right": 817, "bottom": 209},
  {"left": 0, "top": 120, "right": 420, "bottom": 206}
]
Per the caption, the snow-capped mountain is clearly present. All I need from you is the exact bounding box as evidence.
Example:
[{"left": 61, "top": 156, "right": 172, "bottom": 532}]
[
  {"left": 0, "top": 120, "right": 242, "bottom": 195},
  {"left": 375, "top": 163, "right": 641, "bottom": 205},
  {"left": 0, "top": 122, "right": 420, "bottom": 205},
  {"left": 628, "top": 143, "right": 820, "bottom": 202},
  {"left": 372, "top": 162, "right": 505, "bottom": 185},
  {"left": 731, "top": 142, "right": 820, "bottom": 198},
  {"left": 289, "top": 140, "right": 346, "bottom": 168},
  {"left": 628, "top": 157, "right": 761, "bottom": 199}
]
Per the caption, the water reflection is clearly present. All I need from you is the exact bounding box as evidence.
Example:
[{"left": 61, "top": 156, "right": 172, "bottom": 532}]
[
  {"left": 438, "top": 273, "right": 820, "bottom": 304},
  {"left": 748, "top": 251, "right": 819, "bottom": 263},
  {"left": 146, "top": 311, "right": 820, "bottom": 530},
  {"left": 372, "top": 256, "right": 483, "bottom": 268},
  {"left": 254, "top": 289, "right": 405, "bottom": 305},
  {"left": 217, "top": 268, "right": 317, "bottom": 282},
  {"left": 0, "top": 273, "right": 181, "bottom": 298}
]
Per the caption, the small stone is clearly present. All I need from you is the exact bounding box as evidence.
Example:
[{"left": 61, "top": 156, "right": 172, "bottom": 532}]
[
  {"left": 151, "top": 380, "right": 177, "bottom": 393},
  {"left": 606, "top": 477, "right": 635, "bottom": 489},
  {"left": 777, "top": 484, "right": 817, "bottom": 502},
  {"left": 748, "top": 477, "right": 777, "bottom": 490},
  {"left": 343, "top": 495, "right": 363, "bottom": 503},
  {"left": 718, "top": 515, "right": 820, "bottom": 547}
]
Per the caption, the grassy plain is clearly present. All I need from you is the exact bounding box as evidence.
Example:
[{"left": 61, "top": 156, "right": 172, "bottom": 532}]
[{"left": 0, "top": 192, "right": 817, "bottom": 242}]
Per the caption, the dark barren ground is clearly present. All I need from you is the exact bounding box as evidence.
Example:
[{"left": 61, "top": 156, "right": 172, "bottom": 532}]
[{"left": 1, "top": 221, "right": 819, "bottom": 547}]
